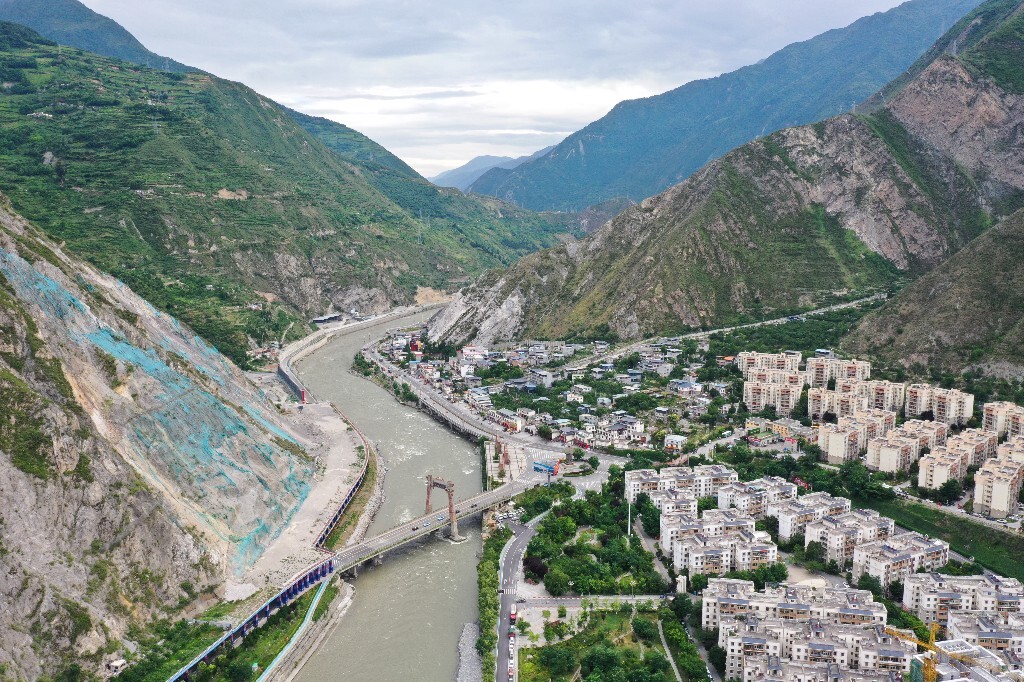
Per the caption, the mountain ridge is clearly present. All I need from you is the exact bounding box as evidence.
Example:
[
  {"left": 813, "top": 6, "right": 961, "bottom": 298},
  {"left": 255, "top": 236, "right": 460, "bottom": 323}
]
[
  {"left": 430, "top": 146, "right": 555, "bottom": 191},
  {"left": 468, "top": 0, "right": 985, "bottom": 211}
]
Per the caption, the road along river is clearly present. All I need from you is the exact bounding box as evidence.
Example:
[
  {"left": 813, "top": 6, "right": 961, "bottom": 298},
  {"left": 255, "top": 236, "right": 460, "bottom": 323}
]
[{"left": 292, "top": 310, "right": 483, "bottom": 682}]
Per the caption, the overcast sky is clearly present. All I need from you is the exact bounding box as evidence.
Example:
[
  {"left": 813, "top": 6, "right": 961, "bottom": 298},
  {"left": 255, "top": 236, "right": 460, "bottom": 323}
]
[{"left": 80, "top": 0, "right": 905, "bottom": 176}]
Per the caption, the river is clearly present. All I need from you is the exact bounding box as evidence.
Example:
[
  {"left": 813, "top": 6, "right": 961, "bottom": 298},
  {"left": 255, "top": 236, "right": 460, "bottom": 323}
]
[{"left": 292, "top": 311, "right": 483, "bottom": 682}]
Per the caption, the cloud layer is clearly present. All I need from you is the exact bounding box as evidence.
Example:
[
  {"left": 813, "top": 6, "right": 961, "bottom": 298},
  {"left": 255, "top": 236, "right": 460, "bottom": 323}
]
[{"left": 81, "top": 0, "right": 904, "bottom": 176}]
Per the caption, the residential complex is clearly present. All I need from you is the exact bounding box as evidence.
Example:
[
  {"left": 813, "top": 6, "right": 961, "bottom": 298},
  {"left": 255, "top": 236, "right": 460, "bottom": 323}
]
[
  {"left": 660, "top": 508, "right": 755, "bottom": 557},
  {"left": 804, "top": 510, "right": 896, "bottom": 566},
  {"left": 737, "top": 351, "right": 802, "bottom": 377},
  {"left": 902, "top": 573, "right": 1024, "bottom": 624},
  {"left": 851, "top": 532, "right": 950, "bottom": 586},
  {"left": 675, "top": 529, "right": 778, "bottom": 576},
  {"left": 743, "top": 380, "right": 802, "bottom": 416},
  {"left": 864, "top": 420, "right": 947, "bottom": 474},
  {"left": 946, "top": 611, "right": 1024, "bottom": 660},
  {"left": 918, "top": 448, "right": 968, "bottom": 490},
  {"left": 767, "top": 492, "right": 852, "bottom": 541}
]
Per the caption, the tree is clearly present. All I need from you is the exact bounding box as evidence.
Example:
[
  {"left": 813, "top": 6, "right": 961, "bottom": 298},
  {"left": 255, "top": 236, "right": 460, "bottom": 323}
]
[
  {"left": 632, "top": 616, "right": 658, "bottom": 641},
  {"left": 857, "top": 573, "right": 884, "bottom": 599},
  {"left": 588, "top": 455, "right": 600, "bottom": 471},
  {"left": 540, "top": 646, "right": 576, "bottom": 675},
  {"left": 804, "top": 541, "right": 826, "bottom": 564},
  {"left": 937, "top": 479, "right": 963, "bottom": 506},
  {"left": 689, "top": 573, "right": 709, "bottom": 594},
  {"left": 538, "top": 424, "right": 553, "bottom": 440},
  {"left": 698, "top": 496, "right": 718, "bottom": 512},
  {"left": 545, "top": 568, "right": 571, "bottom": 596},
  {"left": 709, "top": 646, "right": 728, "bottom": 677}
]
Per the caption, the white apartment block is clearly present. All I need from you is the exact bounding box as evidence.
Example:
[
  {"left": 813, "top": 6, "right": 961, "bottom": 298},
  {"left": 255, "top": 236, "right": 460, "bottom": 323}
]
[
  {"left": 947, "top": 611, "right": 1024, "bottom": 659},
  {"left": 973, "top": 453, "right": 1024, "bottom": 519},
  {"left": 718, "top": 477, "right": 799, "bottom": 518},
  {"left": 903, "top": 573, "right": 1024, "bottom": 624},
  {"left": 647, "top": 488, "right": 698, "bottom": 516},
  {"left": 737, "top": 351, "right": 802, "bottom": 377},
  {"left": 946, "top": 428, "right": 1000, "bottom": 467},
  {"left": 983, "top": 401, "right": 1024, "bottom": 439},
  {"left": 818, "top": 423, "right": 862, "bottom": 465},
  {"left": 740, "top": 657, "right": 909, "bottom": 682},
  {"left": 804, "top": 509, "right": 896, "bottom": 566},
  {"left": 744, "top": 381, "right": 801, "bottom": 416},
  {"left": 624, "top": 464, "right": 739, "bottom": 503},
  {"left": 849, "top": 380, "right": 908, "bottom": 414},
  {"left": 851, "top": 532, "right": 950, "bottom": 586},
  {"left": 896, "top": 418, "right": 949, "bottom": 451},
  {"left": 767, "top": 492, "right": 853, "bottom": 541},
  {"left": 905, "top": 385, "right": 975, "bottom": 425},
  {"left": 675, "top": 529, "right": 778, "bottom": 575},
  {"left": 805, "top": 357, "right": 871, "bottom": 388},
  {"left": 917, "top": 448, "right": 967, "bottom": 490},
  {"left": 661, "top": 508, "right": 754, "bottom": 558},
  {"left": 701, "top": 579, "right": 887, "bottom": 631},
  {"left": 720, "top": 618, "right": 915, "bottom": 680},
  {"left": 808, "top": 388, "right": 868, "bottom": 421},
  {"left": 840, "top": 409, "right": 897, "bottom": 444},
  {"left": 865, "top": 435, "right": 919, "bottom": 473},
  {"left": 744, "top": 368, "right": 804, "bottom": 386}
]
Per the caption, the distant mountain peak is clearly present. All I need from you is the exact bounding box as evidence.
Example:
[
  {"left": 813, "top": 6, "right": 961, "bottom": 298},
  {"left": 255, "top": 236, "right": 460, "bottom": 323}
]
[{"left": 430, "top": 146, "right": 555, "bottom": 191}]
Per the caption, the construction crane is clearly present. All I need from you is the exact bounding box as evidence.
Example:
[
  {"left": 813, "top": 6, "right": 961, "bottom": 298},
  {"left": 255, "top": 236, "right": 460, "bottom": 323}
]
[{"left": 884, "top": 623, "right": 1010, "bottom": 682}]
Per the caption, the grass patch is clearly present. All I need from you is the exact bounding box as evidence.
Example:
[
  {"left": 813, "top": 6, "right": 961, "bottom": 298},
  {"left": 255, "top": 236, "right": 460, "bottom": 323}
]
[{"left": 856, "top": 498, "right": 1024, "bottom": 582}]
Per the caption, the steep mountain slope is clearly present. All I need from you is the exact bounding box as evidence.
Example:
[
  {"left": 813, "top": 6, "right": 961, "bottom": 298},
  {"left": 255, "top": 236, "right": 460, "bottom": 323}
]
[
  {"left": 469, "top": 0, "right": 983, "bottom": 211},
  {"left": 286, "top": 107, "right": 420, "bottom": 179},
  {"left": 430, "top": 146, "right": 555, "bottom": 191},
  {"left": 431, "top": 0, "right": 1024, "bottom": 346},
  {"left": 0, "top": 193, "right": 313, "bottom": 677},
  {"left": 0, "top": 23, "right": 570, "bottom": 366},
  {"left": 0, "top": 0, "right": 195, "bottom": 72},
  {"left": 843, "top": 208, "right": 1024, "bottom": 376}
]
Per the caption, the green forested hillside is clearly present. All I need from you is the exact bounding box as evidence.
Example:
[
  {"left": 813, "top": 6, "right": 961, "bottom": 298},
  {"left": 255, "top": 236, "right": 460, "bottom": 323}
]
[
  {"left": 0, "top": 0, "right": 195, "bottom": 72},
  {"left": 0, "top": 23, "right": 570, "bottom": 364},
  {"left": 469, "top": 0, "right": 983, "bottom": 211}
]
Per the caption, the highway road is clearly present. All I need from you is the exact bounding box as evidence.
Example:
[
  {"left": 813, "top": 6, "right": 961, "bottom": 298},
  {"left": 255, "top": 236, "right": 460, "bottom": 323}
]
[{"left": 497, "top": 518, "right": 538, "bottom": 681}]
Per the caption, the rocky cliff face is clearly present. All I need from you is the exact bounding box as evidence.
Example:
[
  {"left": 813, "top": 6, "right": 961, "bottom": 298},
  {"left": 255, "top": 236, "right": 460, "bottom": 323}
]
[
  {"left": 843, "top": 207, "right": 1024, "bottom": 376},
  {"left": 0, "top": 195, "right": 312, "bottom": 677},
  {"left": 431, "top": 5, "right": 1024, "bottom": 347}
]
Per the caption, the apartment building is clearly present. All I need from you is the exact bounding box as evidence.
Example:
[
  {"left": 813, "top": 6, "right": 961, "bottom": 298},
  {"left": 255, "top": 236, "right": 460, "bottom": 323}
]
[
  {"left": 804, "top": 510, "right": 896, "bottom": 566},
  {"left": 984, "top": 401, "right": 1024, "bottom": 439},
  {"left": 903, "top": 573, "right": 1024, "bottom": 624},
  {"left": 865, "top": 435, "right": 917, "bottom": 473},
  {"left": 808, "top": 387, "right": 868, "bottom": 421},
  {"left": 859, "top": 380, "right": 908, "bottom": 414},
  {"left": 897, "top": 419, "right": 950, "bottom": 451},
  {"left": 740, "top": 657, "right": 906, "bottom": 682},
  {"left": 718, "top": 477, "right": 799, "bottom": 518},
  {"left": 806, "top": 357, "right": 872, "bottom": 388},
  {"left": 647, "top": 488, "right": 698, "bottom": 516},
  {"left": 852, "top": 532, "right": 950, "bottom": 586},
  {"left": 701, "top": 579, "right": 887, "bottom": 631},
  {"left": 661, "top": 508, "right": 754, "bottom": 558},
  {"left": 624, "top": 464, "right": 739, "bottom": 503},
  {"left": 720, "top": 617, "right": 915, "bottom": 680},
  {"left": 917, "top": 448, "right": 968, "bottom": 490},
  {"left": 840, "top": 409, "right": 897, "bottom": 443},
  {"left": 947, "top": 611, "right": 1024, "bottom": 659},
  {"left": 905, "top": 385, "right": 975, "bottom": 425},
  {"left": 737, "top": 350, "right": 802, "bottom": 377},
  {"left": 946, "top": 428, "right": 1000, "bottom": 467},
  {"left": 744, "top": 368, "right": 804, "bottom": 386},
  {"left": 767, "top": 492, "right": 853, "bottom": 541},
  {"left": 818, "top": 423, "right": 863, "bottom": 465},
  {"left": 974, "top": 456, "right": 1024, "bottom": 519},
  {"left": 675, "top": 529, "right": 778, "bottom": 575},
  {"left": 744, "top": 381, "right": 802, "bottom": 416}
]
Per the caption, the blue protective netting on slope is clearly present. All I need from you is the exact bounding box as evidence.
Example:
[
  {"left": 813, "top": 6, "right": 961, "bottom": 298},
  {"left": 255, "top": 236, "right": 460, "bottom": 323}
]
[{"left": 0, "top": 247, "right": 312, "bottom": 573}]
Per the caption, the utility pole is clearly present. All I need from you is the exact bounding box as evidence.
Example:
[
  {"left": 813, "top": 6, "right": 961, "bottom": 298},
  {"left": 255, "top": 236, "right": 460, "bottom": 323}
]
[{"left": 627, "top": 496, "right": 632, "bottom": 537}]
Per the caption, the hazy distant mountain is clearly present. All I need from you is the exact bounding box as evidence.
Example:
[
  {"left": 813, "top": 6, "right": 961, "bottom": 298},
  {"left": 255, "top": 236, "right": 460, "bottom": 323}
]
[
  {"left": 432, "top": 0, "right": 1024, "bottom": 346},
  {"left": 431, "top": 146, "right": 555, "bottom": 192},
  {"left": 0, "top": 0, "right": 197, "bottom": 72},
  {"left": 469, "top": 0, "right": 984, "bottom": 211}
]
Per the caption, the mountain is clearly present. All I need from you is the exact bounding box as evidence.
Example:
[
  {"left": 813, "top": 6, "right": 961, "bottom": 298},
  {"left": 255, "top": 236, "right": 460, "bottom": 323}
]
[
  {"left": 430, "top": 0, "right": 1024, "bottom": 346},
  {"left": 468, "top": 0, "right": 985, "bottom": 211},
  {"left": 0, "top": 23, "right": 571, "bottom": 367},
  {"left": 0, "top": 0, "right": 195, "bottom": 72},
  {"left": 286, "top": 107, "right": 421, "bottom": 178},
  {"left": 843, "top": 208, "right": 1024, "bottom": 377},
  {"left": 0, "top": 192, "right": 312, "bottom": 678},
  {"left": 430, "top": 146, "right": 555, "bottom": 192}
]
